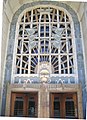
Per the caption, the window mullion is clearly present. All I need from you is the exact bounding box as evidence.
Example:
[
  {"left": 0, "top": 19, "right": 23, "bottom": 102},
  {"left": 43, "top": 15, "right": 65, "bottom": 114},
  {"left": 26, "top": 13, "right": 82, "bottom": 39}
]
[
  {"left": 31, "top": 9, "right": 33, "bottom": 28},
  {"left": 65, "top": 14, "right": 70, "bottom": 74},
  {"left": 57, "top": 9, "right": 59, "bottom": 28},
  {"left": 48, "top": 13, "right": 52, "bottom": 75},
  {"left": 20, "top": 44, "right": 23, "bottom": 74},
  {"left": 20, "top": 14, "right": 25, "bottom": 74},
  {"left": 38, "top": 14, "right": 42, "bottom": 74},
  {"left": 28, "top": 44, "right": 31, "bottom": 75},
  {"left": 59, "top": 53, "right": 61, "bottom": 74},
  {"left": 58, "top": 10, "right": 61, "bottom": 74},
  {"left": 28, "top": 10, "right": 33, "bottom": 74},
  {"left": 44, "top": 22, "right": 46, "bottom": 51}
]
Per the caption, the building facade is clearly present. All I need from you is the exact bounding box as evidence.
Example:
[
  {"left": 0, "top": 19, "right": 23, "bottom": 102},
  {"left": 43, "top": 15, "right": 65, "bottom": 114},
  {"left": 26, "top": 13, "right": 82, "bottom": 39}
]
[{"left": 0, "top": 0, "right": 87, "bottom": 119}]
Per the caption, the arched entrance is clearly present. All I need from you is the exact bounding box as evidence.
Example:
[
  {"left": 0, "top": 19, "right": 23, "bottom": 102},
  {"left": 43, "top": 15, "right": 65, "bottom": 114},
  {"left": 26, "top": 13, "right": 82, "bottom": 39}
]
[{"left": 2, "top": 1, "right": 85, "bottom": 119}]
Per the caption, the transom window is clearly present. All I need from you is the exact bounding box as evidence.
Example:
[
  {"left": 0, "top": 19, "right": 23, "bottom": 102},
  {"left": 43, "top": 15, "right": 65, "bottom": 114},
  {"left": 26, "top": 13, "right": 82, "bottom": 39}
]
[{"left": 15, "top": 7, "right": 75, "bottom": 76}]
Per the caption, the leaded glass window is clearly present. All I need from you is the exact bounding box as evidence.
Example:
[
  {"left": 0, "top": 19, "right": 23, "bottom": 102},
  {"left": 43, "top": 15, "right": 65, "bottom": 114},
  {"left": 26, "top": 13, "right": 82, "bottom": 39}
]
[{"left": 14, "top": 7, "right": 76, "bottom": 76}]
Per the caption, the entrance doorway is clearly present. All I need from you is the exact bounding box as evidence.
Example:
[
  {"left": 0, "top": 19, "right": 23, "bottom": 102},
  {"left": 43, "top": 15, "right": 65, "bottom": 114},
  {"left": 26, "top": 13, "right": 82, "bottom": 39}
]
[
  {"left": 50, "top": 93, "right": 78, "bottom": 119},
  {"left": 10, "top": 92, "right": 38, "bottom": 117}
]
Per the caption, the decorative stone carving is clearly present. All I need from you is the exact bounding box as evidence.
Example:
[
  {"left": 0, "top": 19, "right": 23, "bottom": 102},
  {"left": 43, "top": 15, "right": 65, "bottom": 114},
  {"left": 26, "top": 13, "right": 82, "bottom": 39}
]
[
  {"left": 26, "top": 28, "right": 37, "bottom": 49},
  {"left": 56, "top": 78, "right": 65, "bottom": 84},
  {"left": 39, "top": 62, "right": 50, "bottom": 83},
  {"left": 37, "top": 8, "right": 53, "bottom": 14},
  {"left": 52, "top": 28, "right": 64, "bottom": 48},
  {"left": 22, "top": 79, "right": 34, "bottom": 89}
]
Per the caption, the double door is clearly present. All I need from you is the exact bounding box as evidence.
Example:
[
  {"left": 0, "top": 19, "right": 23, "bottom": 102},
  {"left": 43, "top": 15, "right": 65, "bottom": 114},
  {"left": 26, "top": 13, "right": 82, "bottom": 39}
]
[
  {"left": 50, "top": 93, "right": 78, "bottom": 119},
  {"left": 10, "top": 92, "right": 78, "bottom": 118},
  {"left": 10, "top": 92, "right": 38, "bottom": 117}
]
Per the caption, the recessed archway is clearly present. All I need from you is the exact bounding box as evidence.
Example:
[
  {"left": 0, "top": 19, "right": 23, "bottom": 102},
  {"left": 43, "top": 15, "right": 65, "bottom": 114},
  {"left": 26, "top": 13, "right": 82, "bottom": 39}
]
[{"left": 1, "top": 1, "right": 86, "bottom": 118}]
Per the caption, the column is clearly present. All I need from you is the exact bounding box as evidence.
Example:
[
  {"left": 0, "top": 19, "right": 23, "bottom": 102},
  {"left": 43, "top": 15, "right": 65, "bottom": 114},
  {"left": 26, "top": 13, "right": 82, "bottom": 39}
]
[
  {"left": 77, "top": 85, "right": 83, "bottom": 119},
  {"left": 39, "top": 84, "right": 49, "bottom": 118}
]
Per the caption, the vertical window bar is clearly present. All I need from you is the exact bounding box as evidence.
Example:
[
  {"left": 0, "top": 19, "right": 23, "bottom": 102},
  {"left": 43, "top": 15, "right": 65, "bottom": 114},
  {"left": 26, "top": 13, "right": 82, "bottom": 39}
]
[
  {"left": 49, "top": 13, "right": 52, "bottom": 75},
  {"left": 20, "top": 16, "right": 25, "bottom": 74},
  {"left": 58, "top": 10, "right": 61, "bottom": 74},
  {"left": 38, "top": 13, "right": 42, "bottom": 74},
  {"left": 65, "top": 13, "right": 70, "bottom": 74},
  {"left": 57, "top": 9, "right": 59, "bottom": 28}
]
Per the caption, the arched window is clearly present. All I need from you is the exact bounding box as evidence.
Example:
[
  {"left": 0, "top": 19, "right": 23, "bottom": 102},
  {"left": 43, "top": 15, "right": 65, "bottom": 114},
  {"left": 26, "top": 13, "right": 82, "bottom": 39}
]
[{"left": 14, "top": 7, "right": 76, "bottom": 77}]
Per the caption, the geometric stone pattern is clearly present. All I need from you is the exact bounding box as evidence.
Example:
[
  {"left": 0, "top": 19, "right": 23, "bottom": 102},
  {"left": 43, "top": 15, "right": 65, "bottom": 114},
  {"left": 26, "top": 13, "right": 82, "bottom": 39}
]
[{"left": 14, "top": 76, "right": 76, "bottom": 84}]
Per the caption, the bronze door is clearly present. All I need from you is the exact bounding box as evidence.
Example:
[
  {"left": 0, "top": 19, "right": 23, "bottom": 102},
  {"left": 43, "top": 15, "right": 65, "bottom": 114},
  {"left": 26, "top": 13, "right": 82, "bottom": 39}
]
[
  {"left": 50, "top": 93, "right": 78, "bottom": 119},
  {"left": 10, "top": 92, "right": 38, "bottom": 117}
]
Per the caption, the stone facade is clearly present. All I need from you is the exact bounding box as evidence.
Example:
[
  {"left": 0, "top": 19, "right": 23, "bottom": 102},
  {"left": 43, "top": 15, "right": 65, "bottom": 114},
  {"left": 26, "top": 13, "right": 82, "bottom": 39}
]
[
  {"left": 1, "top": 1, "right": 87, "bottom": 118},
  {"left": 5, "top": 84, "right": 83, "bottom": 118}
]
